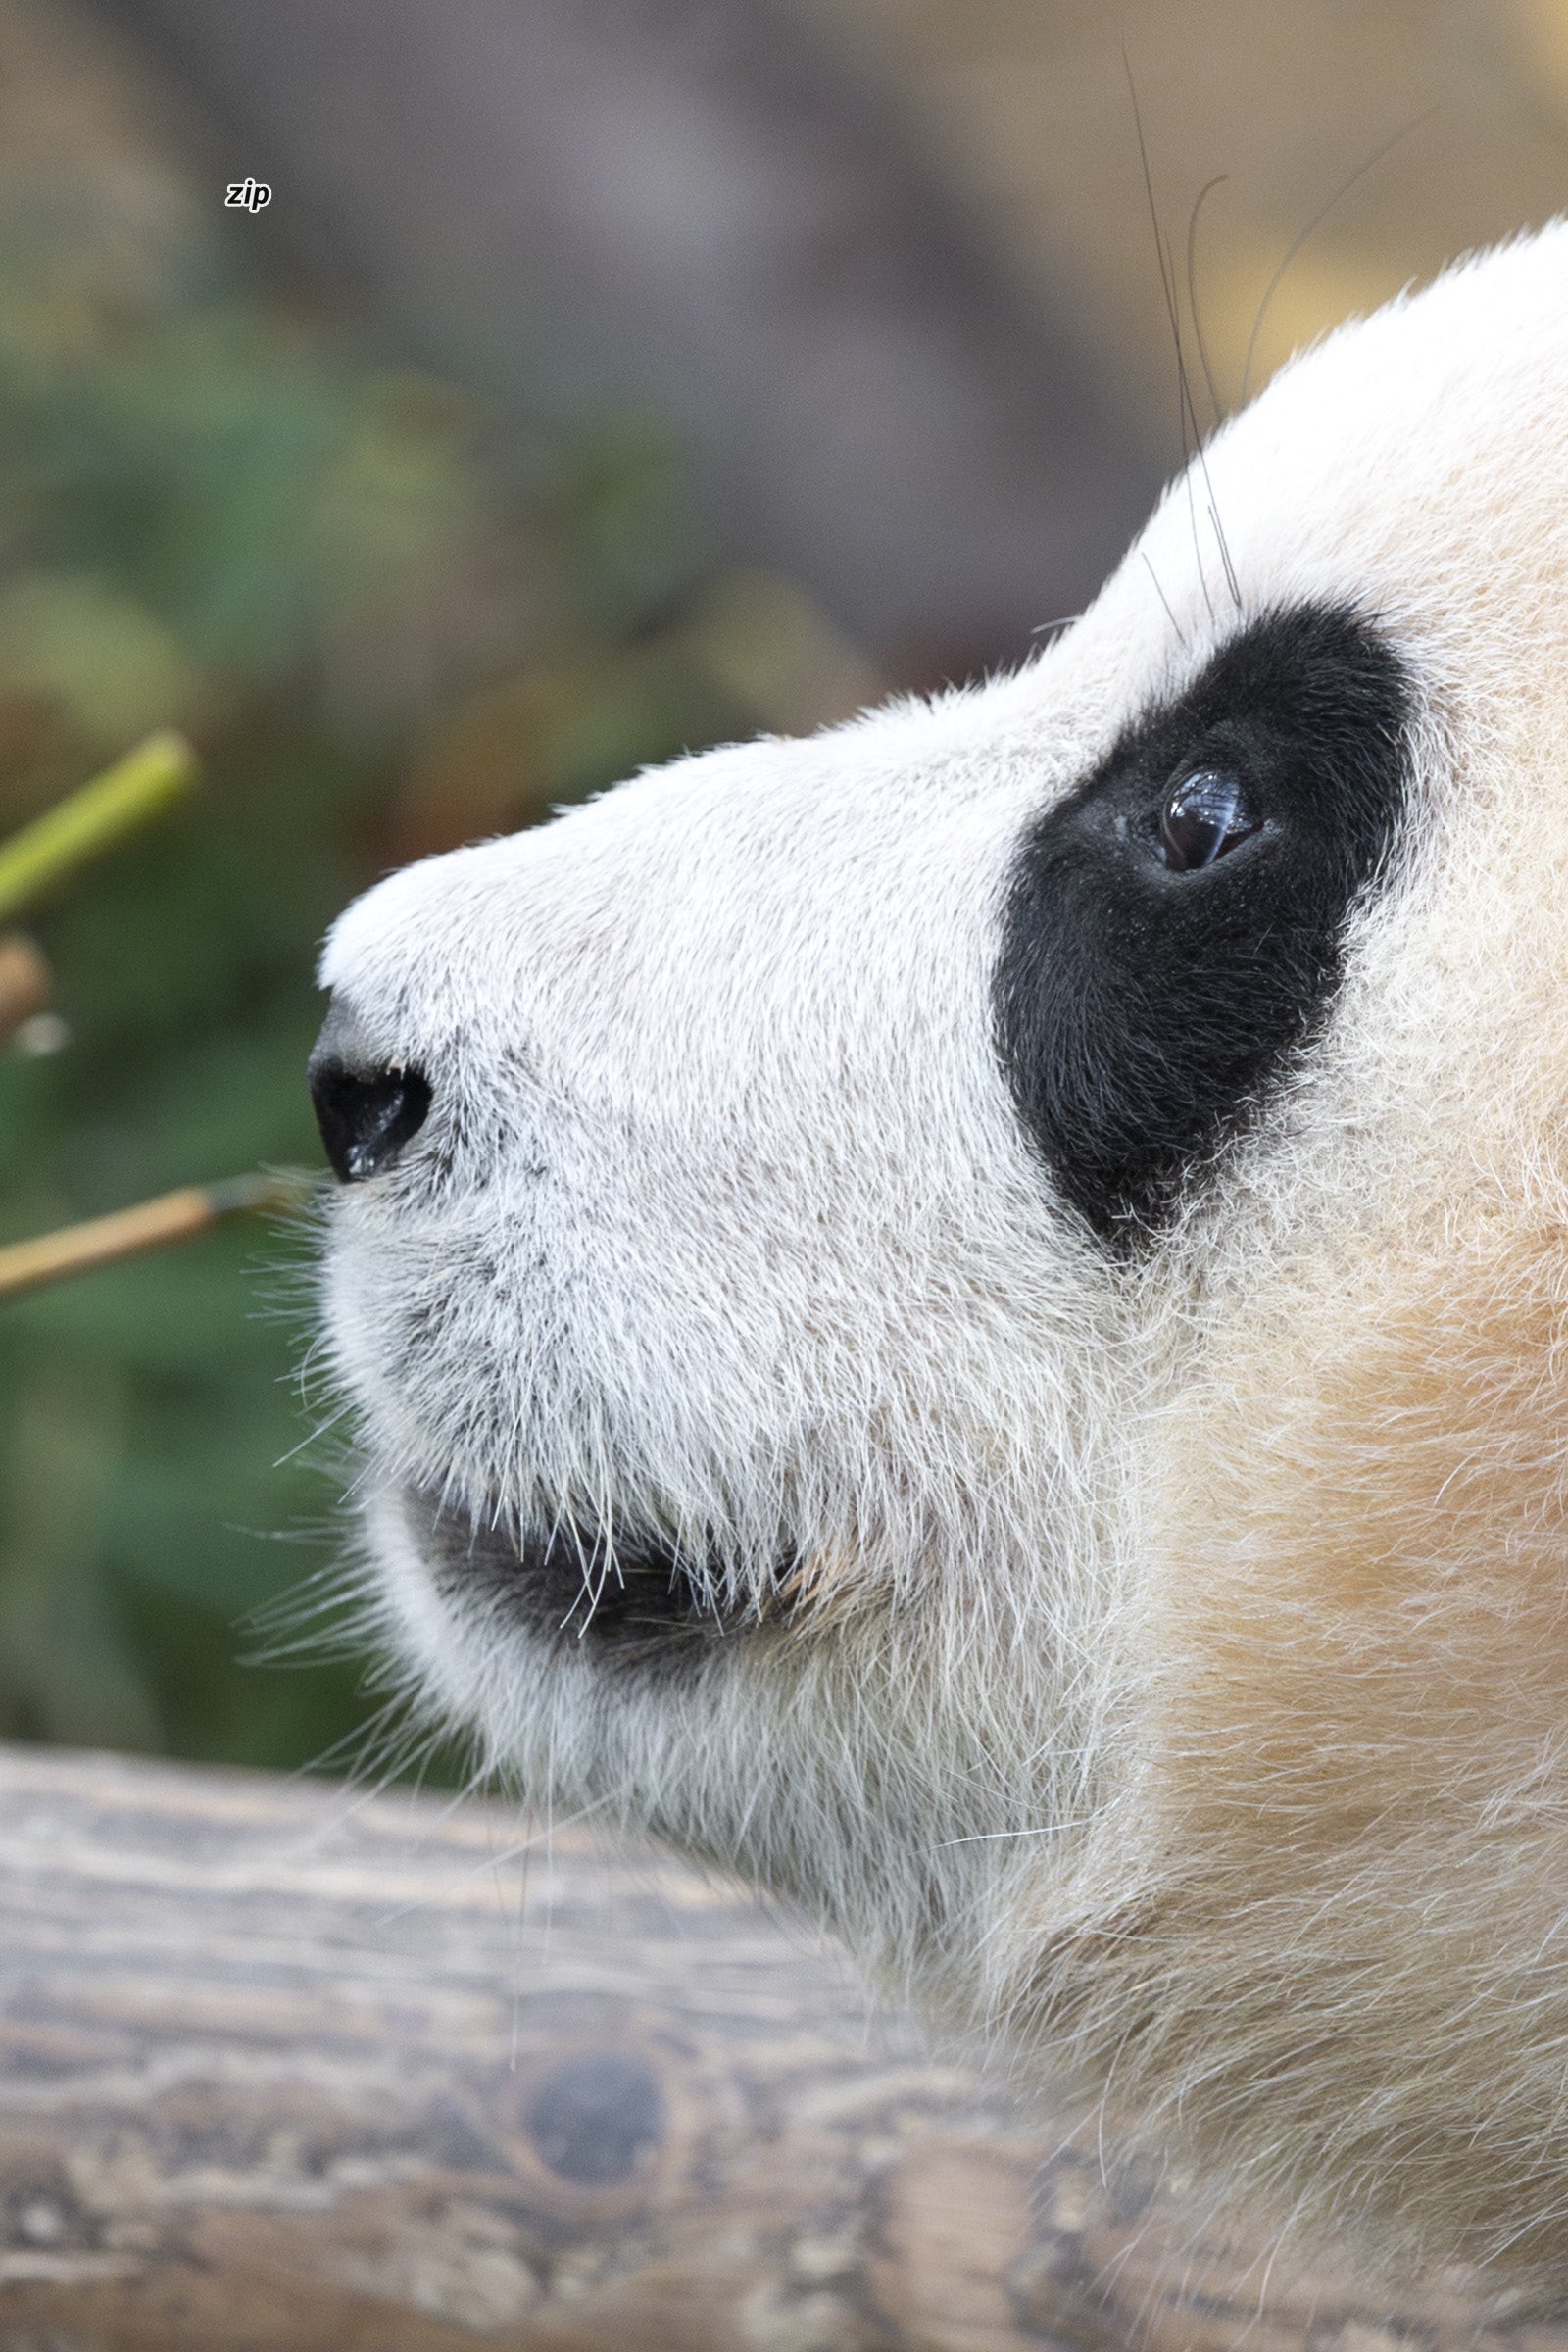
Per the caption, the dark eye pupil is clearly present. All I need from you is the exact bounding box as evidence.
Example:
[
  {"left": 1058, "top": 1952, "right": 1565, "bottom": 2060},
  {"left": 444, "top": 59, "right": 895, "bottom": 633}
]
[{"left": 1157, "top": 767, "right": 1261, "bottom": 871}]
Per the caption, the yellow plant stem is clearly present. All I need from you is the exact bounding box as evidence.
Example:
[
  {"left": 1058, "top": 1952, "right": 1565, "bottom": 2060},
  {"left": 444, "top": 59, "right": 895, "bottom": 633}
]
[
  {"left": 0, "top": 731, "right": 200, "bottom": 922},
  {"left": 0, "top": 933, "right": 50, "bottom": 1042},
  {"left": 0, "top": 1174, "right": 317, "bottom": 1301}
]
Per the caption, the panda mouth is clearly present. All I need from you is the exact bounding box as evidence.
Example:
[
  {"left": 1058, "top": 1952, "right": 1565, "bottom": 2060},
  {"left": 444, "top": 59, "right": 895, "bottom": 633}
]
[{"left": 401, "top": 1482, "right": 757, "bottom": 1659}]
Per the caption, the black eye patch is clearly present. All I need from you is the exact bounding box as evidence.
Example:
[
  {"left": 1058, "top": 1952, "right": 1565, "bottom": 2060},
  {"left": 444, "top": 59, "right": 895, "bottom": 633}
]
[{"left": 993, "top": 604, "right": 1411, "bottom": 1249}]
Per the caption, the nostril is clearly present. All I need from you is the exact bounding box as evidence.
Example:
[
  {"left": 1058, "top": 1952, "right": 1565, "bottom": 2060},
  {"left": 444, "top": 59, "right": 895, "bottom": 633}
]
[{"left": 309, "top": 1055, "right": 433, "bottom": 1185}]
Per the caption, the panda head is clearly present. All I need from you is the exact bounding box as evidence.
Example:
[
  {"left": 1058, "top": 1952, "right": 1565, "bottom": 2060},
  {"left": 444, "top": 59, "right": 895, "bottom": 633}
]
[{"left": 311, "top": 224, "right": 1568, "bottom": 2294}]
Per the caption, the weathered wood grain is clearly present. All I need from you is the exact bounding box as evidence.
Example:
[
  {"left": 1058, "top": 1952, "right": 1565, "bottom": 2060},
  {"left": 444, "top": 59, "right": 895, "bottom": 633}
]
[{"left": 0, "top": 1742, "right": 1559, "bottom": 2350}]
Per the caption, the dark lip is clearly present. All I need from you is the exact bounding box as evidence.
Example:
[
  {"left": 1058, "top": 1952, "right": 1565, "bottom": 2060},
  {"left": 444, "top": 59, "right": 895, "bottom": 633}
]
[{"left": 401, "top": 1483, "right": 755, "bottom": 1662}]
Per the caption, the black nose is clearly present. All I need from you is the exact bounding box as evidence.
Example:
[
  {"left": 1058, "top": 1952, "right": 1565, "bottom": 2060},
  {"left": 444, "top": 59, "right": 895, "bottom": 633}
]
[{"left": 309, "top": 1013, "right": 432, "bottom": 1185}]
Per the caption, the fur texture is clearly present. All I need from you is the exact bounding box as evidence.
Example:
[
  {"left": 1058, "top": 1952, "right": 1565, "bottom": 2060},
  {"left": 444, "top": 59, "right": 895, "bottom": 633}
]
[{"left": 313, "top": 223, "right": 1568, "bottom": 2295}]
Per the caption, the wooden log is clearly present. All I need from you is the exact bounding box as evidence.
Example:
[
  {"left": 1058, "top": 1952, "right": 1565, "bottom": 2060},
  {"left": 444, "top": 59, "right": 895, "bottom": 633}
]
[{"left": 0, "top": 1742, "right": 1555, "bottom": 2350}]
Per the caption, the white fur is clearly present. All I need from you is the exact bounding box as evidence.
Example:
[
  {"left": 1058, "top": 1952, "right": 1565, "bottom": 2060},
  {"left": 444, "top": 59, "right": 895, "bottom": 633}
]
[{"left": 316, "top": 225, "right": 1568, "bottom": 2295}]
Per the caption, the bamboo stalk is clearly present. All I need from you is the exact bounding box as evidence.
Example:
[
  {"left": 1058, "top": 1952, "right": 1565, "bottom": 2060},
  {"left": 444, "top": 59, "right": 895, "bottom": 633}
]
[
  {"left": 0, "top": 932, "right": 50, "bottom": 1043},
  {"left": 0, "top": 730, "right": 200, "bottom": 921},
  {"left": 0, "top": 1172, "right": 317, "bottom": 1301}
]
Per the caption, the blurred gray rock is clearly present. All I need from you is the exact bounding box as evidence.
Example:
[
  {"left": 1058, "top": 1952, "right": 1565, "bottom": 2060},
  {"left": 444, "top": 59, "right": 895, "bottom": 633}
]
[{"left": 95, "top": 0, "right": 1164, "bottom": 678}]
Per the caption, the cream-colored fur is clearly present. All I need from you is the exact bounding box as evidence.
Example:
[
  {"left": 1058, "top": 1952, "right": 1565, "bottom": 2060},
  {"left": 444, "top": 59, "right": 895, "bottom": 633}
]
[{"left": 314, "top": 224, "right": 1568, "bottom": 2295}]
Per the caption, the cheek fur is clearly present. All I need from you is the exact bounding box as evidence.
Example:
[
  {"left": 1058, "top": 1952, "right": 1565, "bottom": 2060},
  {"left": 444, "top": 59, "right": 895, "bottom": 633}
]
[
  {"left": 1037, "top": 1225, "right": 1568, "bottom": 2286},
  {"left": 1160, "top": 1225, "right": 1568, "bottom": 1823}
]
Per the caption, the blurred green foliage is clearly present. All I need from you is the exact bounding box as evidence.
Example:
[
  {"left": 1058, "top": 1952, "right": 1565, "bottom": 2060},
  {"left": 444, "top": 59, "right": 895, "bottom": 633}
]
[{"left": 0, "top": 86, "right": 781, "bottom": 1771}]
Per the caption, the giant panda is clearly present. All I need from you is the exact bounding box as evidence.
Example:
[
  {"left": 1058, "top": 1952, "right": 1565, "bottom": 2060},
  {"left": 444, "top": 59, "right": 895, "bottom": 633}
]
[{"left": 308, "top": 221, "right": 1568, "bottom": 2296}]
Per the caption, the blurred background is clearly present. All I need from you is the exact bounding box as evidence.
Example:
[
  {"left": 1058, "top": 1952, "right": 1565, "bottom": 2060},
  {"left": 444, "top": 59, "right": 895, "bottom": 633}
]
[{"left": 0, "top": 0, "right": 1562, "bottom": 1773}]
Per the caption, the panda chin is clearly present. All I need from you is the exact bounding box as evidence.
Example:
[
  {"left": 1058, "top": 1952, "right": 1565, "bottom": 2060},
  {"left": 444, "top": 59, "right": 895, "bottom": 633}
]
[{"left": 398, "top": 1481, "right": 755, "bottom": 1663}]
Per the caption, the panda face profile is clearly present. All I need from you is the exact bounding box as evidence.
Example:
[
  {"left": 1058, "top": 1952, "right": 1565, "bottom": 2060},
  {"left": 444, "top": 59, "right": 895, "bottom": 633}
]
[{"left": 311, "top": 224, "right": 1568, "bottom": 2294}]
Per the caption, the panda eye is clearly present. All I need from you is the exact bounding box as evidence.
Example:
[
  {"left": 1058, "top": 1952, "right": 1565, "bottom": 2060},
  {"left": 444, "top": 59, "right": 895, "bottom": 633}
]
[{"left": 1157, "top": 766, "right": 1262, "bottom": 871}]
